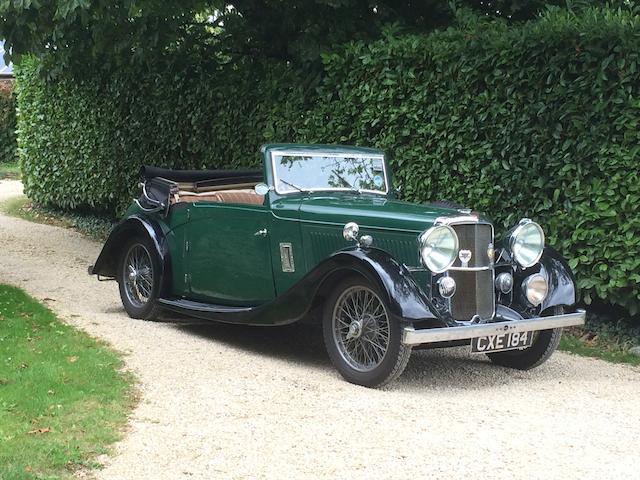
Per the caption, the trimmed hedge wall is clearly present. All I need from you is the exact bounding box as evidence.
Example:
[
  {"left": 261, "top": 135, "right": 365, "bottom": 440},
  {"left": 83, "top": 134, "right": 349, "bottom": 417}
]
[
  {"left": 0, "top": 81, "right": 17, "bottom": 164},
  {"left": 16, "top": 8, "right": 640, "bottom": 314}
]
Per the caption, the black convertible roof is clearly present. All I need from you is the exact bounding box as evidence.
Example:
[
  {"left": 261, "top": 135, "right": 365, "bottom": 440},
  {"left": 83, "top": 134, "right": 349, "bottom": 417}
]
[{"left": 140, "top": 165, "right": 262, "bottom": 183}]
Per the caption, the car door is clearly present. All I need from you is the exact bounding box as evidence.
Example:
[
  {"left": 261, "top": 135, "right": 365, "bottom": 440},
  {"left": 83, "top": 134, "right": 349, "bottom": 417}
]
[{"left": 186, "top": 202, "right": 275, "bottom": 306}]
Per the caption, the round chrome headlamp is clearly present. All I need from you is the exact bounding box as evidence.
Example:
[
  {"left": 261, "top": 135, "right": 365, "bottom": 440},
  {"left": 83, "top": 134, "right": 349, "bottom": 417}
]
[
  {"left": 510, "top": 219, "right": 544, "bottom": 268},
  {"left": 522, "top": 272, "right": 548, "bottom": 306},
  {"left": 419, "top": 225, "right": 459, "bottom": 273}
]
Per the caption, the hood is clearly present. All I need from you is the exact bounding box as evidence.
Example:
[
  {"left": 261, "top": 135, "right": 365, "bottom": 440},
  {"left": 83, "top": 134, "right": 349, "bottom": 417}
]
[{"left": 294, "top": 194, "right": 485, "bottom": 233}]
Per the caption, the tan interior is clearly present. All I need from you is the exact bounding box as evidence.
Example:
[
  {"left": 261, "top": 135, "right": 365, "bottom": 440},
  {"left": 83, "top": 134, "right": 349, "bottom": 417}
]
[{"left": 171, "top": 183, "right": 264, "bottom": 206}]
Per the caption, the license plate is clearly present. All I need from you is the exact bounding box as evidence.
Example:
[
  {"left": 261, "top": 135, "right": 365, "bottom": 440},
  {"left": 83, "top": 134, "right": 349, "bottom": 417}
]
[{"left": 470, "top": 331, "right": 533, "bottom": 354}]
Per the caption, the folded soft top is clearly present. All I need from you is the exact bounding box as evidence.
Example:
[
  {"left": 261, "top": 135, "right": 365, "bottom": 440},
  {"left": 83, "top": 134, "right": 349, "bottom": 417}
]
[{"left": 140, "top": 165, "right": 262, "bottom": 183}]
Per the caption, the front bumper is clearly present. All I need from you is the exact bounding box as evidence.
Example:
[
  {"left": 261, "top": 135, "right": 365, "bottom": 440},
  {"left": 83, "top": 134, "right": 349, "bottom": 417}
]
[{"left": 402, "top": 309, "right": 586, "bottom": 346}]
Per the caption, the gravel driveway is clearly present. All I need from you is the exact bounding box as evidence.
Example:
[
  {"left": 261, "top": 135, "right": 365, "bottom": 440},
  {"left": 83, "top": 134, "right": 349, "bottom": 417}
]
[{"left": 1, "top": 179, "right": 639, "bottom": 480}]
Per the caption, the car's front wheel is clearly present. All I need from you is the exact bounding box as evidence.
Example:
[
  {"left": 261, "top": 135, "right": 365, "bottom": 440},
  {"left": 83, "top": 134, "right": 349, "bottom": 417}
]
[
  {"left": 118, "top": 237, "right": 161, "bottom": 320},
  {"left": 486, "top": 306, "right": 564, "bottom": 370},
  {"left": 322, "top": 276, "right": 412, "bottom": 388}
]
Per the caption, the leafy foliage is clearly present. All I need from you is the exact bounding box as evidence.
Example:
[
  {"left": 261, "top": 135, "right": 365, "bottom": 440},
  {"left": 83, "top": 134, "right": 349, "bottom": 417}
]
[
  {"left": 15, "top": 6, "right": 640, "bottom": 315},
  {"left": 0, "top": 0, "right": 452, "bottom": 72},
  {"left": 0, "top": 81, "right": 17, "bottom": 164},
  {"left": 0, "top": 0, "right": 608, "bottom": 71}
]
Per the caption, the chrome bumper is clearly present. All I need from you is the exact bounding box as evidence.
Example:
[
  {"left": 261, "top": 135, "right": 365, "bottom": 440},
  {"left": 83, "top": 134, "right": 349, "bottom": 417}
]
[{"left": 402, "top": 309, "right": 586, "bottom": 346}]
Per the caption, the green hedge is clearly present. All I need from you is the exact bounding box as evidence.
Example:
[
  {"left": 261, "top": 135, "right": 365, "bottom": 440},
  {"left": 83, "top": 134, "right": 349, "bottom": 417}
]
[
  {"left": 16, "top": 7, "right": 640, "bottom": 314},
  {"left": 0, "top": 81, "right": 17, "bottom": 164}
]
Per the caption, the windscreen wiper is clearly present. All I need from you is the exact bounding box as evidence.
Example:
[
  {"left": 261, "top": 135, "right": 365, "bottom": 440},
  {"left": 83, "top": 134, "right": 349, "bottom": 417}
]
[{"left": 280, "top": 179, "right": 309, "bottom": 193}]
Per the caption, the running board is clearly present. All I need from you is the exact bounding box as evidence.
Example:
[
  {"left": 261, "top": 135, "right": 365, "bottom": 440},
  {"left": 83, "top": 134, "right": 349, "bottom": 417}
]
[
  {"left": 156, "top": 297, "right": 300, "bottom": 326},
  {"left": 158, "top": 298, "right": 253, "bottom": 315}
]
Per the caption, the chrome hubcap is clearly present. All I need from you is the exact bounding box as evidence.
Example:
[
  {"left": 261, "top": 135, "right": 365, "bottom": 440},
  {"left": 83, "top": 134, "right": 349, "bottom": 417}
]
[
  {"left": 346, "top": 320, "right": 363, "bottom": 339},
  {"left": 332, "top": 286, "right": 390, "bottom": 372},
  {"left": 123, "top": 244, "right": 153, "bottom": 308}
]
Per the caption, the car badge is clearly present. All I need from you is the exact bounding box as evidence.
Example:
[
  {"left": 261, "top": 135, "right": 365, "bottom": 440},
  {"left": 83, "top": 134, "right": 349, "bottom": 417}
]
[
  {"left": 459, "top": 249, "right": 472, "bottom": 268},
  {"left": 487, "top": 243, "right": 495, "bottom": 263}
]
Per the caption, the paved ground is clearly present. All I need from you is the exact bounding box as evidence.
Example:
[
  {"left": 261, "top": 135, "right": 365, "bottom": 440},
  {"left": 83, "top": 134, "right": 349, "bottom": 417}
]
[{"left": 1, "top": 179, "right": 639, "bottom": 480}]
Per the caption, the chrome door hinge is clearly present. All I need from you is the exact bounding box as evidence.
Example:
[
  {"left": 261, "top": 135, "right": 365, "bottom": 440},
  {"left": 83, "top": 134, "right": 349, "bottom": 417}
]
[
  {"left": 185, "top": 240, "right": 190, "bottom": 253},
  {"left": 184, "top": 273, "right": 191, "bottom": 287}
]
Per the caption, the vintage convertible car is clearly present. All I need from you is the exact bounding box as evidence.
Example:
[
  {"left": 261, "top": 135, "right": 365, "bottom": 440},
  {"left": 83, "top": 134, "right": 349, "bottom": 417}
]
[{"left": 90, "top": 143, "right": 585, "bottom": 387}]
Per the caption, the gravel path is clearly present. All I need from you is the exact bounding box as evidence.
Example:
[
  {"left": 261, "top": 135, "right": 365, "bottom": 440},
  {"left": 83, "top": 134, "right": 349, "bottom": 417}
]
[{"left": 1, "top": 178, "right": 639, "bottom": 480}]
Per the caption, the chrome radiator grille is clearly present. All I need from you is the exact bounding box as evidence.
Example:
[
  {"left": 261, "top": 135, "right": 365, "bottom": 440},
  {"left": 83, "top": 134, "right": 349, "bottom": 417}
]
[
  {"left": 451, "top": 223, "right": 493, "bottom": 269},
  {"left": 449, "top": 223, "right": 494, "bottom": 321}
]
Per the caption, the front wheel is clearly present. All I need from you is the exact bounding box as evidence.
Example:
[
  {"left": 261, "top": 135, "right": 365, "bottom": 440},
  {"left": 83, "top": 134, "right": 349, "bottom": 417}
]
[
  {"left": 322, "top": 276, "right": 412, "bottom": 388},
  {"left": 118, "top": 237, "right": 162, "bottom": 320},
  {"left": 486, "top": 307, "right": 564, "bottom": 370}
]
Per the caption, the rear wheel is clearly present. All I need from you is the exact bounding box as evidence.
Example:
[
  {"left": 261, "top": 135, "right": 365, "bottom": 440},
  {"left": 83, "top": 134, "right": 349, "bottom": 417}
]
[
  {"left": 118, "top": 237, "right": 162, "bottom": 320},
  {"left": 322, "top": 276, "right": 411, "bottom": 387},
  {"left": 486, "top": 306, "right": 563, "bottom": 370}
]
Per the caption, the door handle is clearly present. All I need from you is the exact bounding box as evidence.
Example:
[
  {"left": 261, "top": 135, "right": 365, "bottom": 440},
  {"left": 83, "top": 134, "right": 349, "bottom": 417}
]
[{"left": 254, "top": 228, "right": 268, "bottom": 237}]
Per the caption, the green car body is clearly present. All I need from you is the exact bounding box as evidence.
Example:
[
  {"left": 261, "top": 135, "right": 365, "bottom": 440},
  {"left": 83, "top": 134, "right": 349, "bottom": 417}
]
[{"left": 91, "top": 143, "right": 585, "bottom": 387}]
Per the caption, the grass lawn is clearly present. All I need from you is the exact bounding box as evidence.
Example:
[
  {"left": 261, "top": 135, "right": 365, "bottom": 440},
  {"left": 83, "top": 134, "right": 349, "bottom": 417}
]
[
  {"left": 0, "top": 284, "right": 134, "bottom": 479},
  {"left": 0, "top": 161, "right": 21, "bottom": 180}
]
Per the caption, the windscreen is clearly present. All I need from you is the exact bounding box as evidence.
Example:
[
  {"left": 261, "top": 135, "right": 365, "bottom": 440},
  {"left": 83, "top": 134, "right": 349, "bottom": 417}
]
[{"left": 273, "top": 154, "right": 388, "bottom": 194}]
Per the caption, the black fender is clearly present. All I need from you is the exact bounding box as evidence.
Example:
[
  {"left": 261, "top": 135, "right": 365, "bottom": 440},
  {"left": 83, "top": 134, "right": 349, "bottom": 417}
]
[
  {"left": 159, "top": 246, "right": 443, "bottom": 327},
  {"left": 539, "top": 246, "right": 577, "bottom": 311},
  {"left": 89, "top": 215, "right": 171, "bottom": 294},
  {"left": 498, "top": 242, "right": 577, "bottom": 313},
  {"left": 321, "top": 248, "right": 439, "bottom": 322}
]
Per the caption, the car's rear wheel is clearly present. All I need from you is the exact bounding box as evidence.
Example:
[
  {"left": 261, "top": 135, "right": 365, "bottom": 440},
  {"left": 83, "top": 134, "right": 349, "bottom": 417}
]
[
  {"left": 322, "top": 276, "right": 412, "bottom": 387},
  {"left": 486, "top": 306, "right": 564, "bottom": 370},
  {"left": 118, "top": 237, "right": 161, "bottom": 320}
]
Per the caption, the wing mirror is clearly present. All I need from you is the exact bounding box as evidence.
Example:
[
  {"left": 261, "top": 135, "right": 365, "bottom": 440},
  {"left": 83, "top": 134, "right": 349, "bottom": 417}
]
[{"left": 254, "top": 183, "right": 271, "bottom": 195}]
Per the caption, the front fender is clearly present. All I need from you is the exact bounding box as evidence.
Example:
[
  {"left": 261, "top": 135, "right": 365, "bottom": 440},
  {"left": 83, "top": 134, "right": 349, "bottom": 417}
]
[
  {"left": 257, "top": 246, "right": 441, "bottom": 326},
  {"left": 326, "top": 248, "right": 439, "bottom": 323},
  {"left": 540, "top": 246, "right": 577, "bottom": 311},
  {"left": 89, "top": 215, "right": 170, "bottom": 292}
]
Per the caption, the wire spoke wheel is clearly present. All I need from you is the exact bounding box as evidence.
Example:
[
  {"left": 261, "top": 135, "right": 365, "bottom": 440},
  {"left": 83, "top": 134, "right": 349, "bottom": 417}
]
[
  {"left": 332, "top": 285, "right": 390, "bottom": 372},
  {"left": 123, "top": 244, "right": 154, "bottom": 308}
]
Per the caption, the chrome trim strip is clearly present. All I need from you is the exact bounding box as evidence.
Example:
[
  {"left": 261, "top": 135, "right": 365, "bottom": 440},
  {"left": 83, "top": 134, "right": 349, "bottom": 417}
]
[
  {"left": 448, "top": 266, "right": 492, "bottom": 271},
  {"left": 405, "top": 266, "right": 426, "bottom": 272},
  {"left": 270, "top": 151, "right": 389, "bottom": 196},
  {"left": 402, "top": 310, "right": 586, "bottom": 345},
  {"left": 435, "top": 215, "right": 480, "bottom": 225},
  {"left": 271, "top": 150, "right": 384, "bottom": 159}
]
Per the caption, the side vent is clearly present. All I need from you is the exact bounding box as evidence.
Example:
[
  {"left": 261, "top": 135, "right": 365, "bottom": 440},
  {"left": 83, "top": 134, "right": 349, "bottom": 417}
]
[{"left": 279, "top": 243, "right": 295, "bottom": 272}]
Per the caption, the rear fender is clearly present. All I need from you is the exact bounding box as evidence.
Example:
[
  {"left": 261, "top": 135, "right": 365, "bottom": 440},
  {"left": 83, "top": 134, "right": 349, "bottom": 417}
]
[{"left": 89, "top": 215, "right": 170, "bottom": 294}]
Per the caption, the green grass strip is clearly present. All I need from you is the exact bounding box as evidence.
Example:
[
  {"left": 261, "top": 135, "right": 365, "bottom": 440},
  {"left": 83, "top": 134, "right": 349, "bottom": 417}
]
[
  {"left": 0, "top": 284, "right": 134, "bottom": 479},
  {"left": 0, "top": 196, "right": 115, "bottom": 241},
  {"left": 0, "top": 161, "right": 21, "bottom": 180},
  {"left": 560, "top": 332, "right": 640, "bottom": 367}
]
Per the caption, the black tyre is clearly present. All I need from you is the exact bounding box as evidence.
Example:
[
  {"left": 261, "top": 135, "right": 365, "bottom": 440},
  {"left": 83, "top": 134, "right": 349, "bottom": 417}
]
[
  {"left": 117, "top": 237, "right": 162, "bottom": 320},
  {"left": 322, "top": 276, "right": 412, "bottom": 388},
  {"left": 486, "top": 307, "right": 564, "bottom": 370}
]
